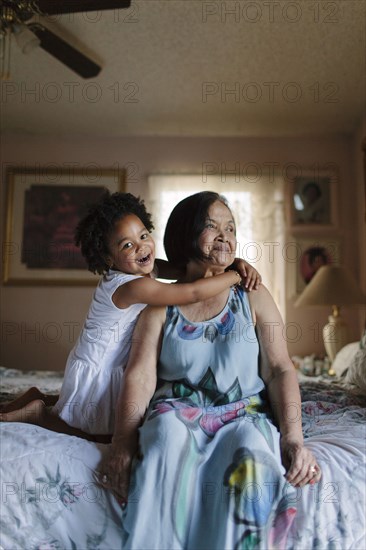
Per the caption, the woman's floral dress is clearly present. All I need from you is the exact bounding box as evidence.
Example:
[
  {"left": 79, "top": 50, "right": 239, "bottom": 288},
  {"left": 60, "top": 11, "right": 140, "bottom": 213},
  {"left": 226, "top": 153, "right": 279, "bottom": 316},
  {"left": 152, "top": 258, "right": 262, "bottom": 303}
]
[{"left": 122, "top": 286, "right": 297, "bottom": 550}]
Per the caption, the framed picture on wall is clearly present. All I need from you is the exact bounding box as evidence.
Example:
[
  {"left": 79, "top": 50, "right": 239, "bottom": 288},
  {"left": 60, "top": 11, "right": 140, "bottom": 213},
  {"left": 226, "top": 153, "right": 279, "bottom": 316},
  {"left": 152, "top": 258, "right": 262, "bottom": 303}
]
[
  {"left": 2, "top": 167, "right": 125, "bottom": 285},
  {"left": 293, "top": 237, "right": 341, "bottom": 295},
  {"left": 288, "top": 168, "right": 338, "bottom": 231}
]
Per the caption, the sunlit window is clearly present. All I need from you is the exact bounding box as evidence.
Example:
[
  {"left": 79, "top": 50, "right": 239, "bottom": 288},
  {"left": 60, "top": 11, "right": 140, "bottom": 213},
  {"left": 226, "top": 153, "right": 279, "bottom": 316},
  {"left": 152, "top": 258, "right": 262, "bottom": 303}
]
[{"left": 148, "top": 174, "right": 285, "bottom": 315}]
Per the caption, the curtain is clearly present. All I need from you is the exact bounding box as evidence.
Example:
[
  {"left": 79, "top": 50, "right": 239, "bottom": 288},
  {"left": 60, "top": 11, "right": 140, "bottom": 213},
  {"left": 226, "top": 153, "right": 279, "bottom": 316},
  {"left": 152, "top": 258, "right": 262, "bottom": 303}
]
[{"left": 147, "top": 174, "right": 285, "bottom": 316}]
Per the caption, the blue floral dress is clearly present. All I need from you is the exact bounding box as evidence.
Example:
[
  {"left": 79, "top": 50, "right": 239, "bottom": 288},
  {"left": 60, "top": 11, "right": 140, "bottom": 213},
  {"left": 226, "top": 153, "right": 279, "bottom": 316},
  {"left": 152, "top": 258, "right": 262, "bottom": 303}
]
[{"left": 122, "top": 286, "right": 297, "bottom": 549}]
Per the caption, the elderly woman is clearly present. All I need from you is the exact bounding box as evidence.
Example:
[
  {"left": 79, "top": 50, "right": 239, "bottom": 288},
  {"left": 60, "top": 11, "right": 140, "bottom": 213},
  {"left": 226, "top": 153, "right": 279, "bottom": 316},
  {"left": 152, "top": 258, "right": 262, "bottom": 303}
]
[{"left": 101, "top": 191, "right": 321, "bottom": 549}]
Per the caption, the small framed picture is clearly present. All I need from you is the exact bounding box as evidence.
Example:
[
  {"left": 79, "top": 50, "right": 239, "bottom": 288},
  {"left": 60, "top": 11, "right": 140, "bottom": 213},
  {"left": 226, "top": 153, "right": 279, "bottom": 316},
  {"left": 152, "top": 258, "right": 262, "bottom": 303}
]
[
  {"left": 294, "top": 238, "right": 341, "bottom": 295},
  {"left": 2, "top": 167, "right": 125, "bottom": 285},
  {"left": 289, "top": 169, "right": 338, "bottom": 230}
]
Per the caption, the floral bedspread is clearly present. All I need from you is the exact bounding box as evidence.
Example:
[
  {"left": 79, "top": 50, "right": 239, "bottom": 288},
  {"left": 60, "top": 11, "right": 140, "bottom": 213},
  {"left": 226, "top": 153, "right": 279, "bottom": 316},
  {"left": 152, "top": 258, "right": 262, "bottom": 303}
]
[
  {"left": 0, "top": 369, "right": 365, "bottom": 549},
  {"left": 300, "top": 379, "right": 366, "bottom": 408}
]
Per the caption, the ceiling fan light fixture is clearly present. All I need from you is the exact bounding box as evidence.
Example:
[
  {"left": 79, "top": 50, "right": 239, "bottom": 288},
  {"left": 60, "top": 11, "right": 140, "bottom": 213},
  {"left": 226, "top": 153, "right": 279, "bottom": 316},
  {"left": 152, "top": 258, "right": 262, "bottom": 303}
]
[{"left": 14, "top": 24, "right": 40, "bottom": 54}]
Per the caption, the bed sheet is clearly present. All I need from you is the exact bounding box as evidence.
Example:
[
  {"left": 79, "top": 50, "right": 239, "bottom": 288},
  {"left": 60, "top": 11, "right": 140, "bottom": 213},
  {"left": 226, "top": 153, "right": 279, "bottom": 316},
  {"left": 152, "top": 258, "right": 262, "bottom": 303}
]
[{"left": 0, "top": 371, "right": 365, "bottom": 549}]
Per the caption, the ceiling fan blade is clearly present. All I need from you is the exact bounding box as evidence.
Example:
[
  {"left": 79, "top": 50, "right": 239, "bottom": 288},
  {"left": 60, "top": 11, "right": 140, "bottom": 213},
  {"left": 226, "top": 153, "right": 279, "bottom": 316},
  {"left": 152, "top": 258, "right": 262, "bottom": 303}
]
[
  {"left": 27, "top": 23, "right": 101, "bottom": 78},
  {"left": 33, "top": 1, "right": 131, "bottom": 15}
]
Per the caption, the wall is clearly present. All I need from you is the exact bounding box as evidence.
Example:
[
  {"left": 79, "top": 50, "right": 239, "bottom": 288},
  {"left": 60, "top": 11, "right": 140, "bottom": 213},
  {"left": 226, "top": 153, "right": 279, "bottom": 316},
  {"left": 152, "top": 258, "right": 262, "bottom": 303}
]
[
  {"left": 351, "top": 117, "right": 366, "bottom": 340},
  {"left": 1, "top": 133, "right": 363, "bottom": 370},
  {"left": 352, "top": 118, "right": 366, "bottom": 297}
]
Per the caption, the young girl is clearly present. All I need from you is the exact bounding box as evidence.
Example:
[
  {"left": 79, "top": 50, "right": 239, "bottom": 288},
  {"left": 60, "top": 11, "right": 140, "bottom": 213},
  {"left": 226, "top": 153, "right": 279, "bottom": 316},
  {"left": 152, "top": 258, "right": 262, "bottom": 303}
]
[{"left": 1, "top": 192, "right": 261, "bottom": 440}]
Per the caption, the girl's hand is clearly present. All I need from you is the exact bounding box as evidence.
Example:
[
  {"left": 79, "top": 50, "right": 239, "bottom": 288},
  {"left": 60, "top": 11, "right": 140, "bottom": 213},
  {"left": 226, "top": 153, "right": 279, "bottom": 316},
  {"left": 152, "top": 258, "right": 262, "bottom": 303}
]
[
  {"left": 98, "top": 439, "right": 136, "bottom": 507},
  {"left": 231, "top": 258, "right": 262, "bottom": 291},
  {"left": 280, "top": 436, "right": 322, "bottom": 488}
]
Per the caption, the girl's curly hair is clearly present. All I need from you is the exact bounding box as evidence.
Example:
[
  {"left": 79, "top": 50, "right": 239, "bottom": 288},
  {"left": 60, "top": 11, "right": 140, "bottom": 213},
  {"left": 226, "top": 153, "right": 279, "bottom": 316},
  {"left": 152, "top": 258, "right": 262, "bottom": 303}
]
[{"left": 75, "top": 191, "right": 154, "bottom": 274}]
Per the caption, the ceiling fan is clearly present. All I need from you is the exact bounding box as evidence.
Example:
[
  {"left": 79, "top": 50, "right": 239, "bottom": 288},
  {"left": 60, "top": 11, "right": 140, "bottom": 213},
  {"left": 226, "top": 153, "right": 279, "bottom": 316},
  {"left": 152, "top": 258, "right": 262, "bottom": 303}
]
[{"left": 0, "top": 1, "right": 131, "bottom": 79}]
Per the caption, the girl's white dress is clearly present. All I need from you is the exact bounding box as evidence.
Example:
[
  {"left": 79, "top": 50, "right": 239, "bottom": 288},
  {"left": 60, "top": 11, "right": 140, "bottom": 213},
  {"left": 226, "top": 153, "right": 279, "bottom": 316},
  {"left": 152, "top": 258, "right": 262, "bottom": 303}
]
[{"left": 53, "top": 270, "right": 146, "bottom": 434}]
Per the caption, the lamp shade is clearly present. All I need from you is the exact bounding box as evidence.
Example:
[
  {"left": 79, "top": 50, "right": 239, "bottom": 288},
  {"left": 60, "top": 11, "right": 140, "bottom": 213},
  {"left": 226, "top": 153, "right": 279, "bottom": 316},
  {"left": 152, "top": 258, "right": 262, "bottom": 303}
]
[{"left": 295, "top": 265, "right": 365, "bottom": 308}]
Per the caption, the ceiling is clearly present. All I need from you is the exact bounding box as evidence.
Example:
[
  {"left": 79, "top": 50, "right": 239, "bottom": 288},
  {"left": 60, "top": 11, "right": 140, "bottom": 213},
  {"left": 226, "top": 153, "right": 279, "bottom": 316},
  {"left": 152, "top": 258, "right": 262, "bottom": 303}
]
[{"left": 2, "top": 0, "right": 365, "bottom": 138}]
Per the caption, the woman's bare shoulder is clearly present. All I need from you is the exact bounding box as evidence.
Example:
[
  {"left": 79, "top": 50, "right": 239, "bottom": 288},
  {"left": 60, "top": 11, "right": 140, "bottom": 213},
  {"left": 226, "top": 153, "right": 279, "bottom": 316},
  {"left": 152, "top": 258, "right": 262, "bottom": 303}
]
[
  {"left": 247, "top": 284, "right": 281, "bottom": 324},
  {"left": 130, "top": 306, "right": 167, "bottom": 351},
  {"left": 138, "top": 305, "right": 167, "bottom": 326}
]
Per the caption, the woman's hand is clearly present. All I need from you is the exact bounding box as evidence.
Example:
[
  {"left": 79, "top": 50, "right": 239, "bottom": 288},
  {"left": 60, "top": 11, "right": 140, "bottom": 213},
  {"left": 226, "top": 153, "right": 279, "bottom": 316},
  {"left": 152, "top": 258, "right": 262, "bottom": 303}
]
[
  {"left": 231, "top": 258, "right": 262, "bottom": 291},
  {"left": 280, "top": 436, "right": 322, "bottom": 488},
  {"left": 98, "top": 438, "right": 136, "bottom": 507}
]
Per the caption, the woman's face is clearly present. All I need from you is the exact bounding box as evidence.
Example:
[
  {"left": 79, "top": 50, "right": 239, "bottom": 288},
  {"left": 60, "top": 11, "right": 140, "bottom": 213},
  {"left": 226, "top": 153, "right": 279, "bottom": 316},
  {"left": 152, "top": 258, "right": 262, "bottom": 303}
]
[{"left": 198, "top": 200, "right": 237, "bottom": 268}]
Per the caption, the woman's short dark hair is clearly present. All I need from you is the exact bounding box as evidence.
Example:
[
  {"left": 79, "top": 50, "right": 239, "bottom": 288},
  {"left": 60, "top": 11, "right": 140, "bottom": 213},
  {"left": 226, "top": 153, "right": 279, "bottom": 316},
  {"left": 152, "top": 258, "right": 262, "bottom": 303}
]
[
  {"left": 75, "top": 191, "right": 154, "bottom": 274},
  {"left": 163, "top": 191, "right": 232, "bottom": 268}
]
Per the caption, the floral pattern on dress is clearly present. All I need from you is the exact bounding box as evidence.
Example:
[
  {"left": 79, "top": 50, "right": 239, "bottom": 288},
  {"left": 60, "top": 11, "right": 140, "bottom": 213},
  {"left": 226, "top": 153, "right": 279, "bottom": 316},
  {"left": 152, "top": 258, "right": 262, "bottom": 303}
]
[
  {"left": 176, "top": 306, "right": 236, "bottom": 342},
  {"left": 224, "top": 448, "right": 297, "bottom": 549},
  {"left": 150, "top": 367, "right": 275, "bottom": 450}
]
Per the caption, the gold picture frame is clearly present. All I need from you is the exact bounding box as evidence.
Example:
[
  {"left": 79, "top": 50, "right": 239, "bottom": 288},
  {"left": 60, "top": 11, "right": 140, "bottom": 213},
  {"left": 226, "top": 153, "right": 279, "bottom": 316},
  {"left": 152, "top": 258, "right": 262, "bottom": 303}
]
[{"left": 2, "top": 167, "right": 125, "bottom": 285}]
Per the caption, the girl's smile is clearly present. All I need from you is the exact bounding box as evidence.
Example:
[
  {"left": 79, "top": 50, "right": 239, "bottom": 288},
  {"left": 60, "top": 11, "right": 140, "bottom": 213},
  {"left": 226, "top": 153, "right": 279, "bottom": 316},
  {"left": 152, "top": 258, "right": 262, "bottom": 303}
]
[{"left": 136, "top": 253, "right": 153, "bottom": 267}]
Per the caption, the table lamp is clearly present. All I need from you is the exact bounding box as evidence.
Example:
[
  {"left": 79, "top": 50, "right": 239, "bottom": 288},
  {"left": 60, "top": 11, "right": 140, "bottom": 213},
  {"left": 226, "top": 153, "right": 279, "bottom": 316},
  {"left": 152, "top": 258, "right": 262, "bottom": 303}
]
[{"left": 295, "top": 265, "right": 365, "bottom": 362}]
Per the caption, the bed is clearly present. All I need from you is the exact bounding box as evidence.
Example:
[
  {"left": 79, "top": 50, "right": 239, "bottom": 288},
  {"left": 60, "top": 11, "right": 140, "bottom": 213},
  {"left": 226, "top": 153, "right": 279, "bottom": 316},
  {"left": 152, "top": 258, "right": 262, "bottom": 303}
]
[{"left": 1, "top": 345, "right": 365, "bottom": 550}]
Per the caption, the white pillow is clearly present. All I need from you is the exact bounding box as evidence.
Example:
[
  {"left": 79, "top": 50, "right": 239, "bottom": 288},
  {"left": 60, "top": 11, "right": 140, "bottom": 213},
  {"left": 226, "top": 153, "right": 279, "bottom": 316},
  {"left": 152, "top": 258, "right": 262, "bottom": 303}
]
[
  {"left": 331, "top": 342, "right": 360, "bottom": 377},
  {"left": 343, "top": 349, "right": 366, "bottom": 393}
]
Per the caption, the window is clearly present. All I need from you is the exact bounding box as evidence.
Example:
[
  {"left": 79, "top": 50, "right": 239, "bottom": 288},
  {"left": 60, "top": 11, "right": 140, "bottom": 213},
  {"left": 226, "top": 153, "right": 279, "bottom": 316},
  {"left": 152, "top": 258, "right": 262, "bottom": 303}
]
[{"left": 148, "top": 174, "right": 285, "bottom": 315}]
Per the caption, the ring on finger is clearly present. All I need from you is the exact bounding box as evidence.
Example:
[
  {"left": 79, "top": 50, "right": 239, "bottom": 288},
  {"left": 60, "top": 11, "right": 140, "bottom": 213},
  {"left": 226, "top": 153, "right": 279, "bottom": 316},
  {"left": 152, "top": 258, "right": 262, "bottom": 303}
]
[{"left": 310, "top": 465, "right": 320, "bottom": 478}]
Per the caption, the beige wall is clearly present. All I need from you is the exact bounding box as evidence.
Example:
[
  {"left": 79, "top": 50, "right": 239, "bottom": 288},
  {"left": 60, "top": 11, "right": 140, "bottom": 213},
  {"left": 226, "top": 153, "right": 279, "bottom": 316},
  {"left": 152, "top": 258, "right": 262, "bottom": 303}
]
[
  {"left": 353, "top": 118, "right": 366, "bottom": 296},
  {"left": 1, "top": 133, "right": 364, "bottom": 370}
]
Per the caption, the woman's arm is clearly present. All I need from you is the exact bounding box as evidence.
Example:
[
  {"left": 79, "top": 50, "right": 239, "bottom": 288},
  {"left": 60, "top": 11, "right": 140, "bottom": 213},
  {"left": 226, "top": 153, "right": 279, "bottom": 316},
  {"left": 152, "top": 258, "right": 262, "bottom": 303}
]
[
  {"left": 99, "top": 306, "right": 166, "bottom": 503},
  {"left": 112, "top": 270, "right": 241, "bottom": 308},
  {"left": 248, "top": 286, "right": 321, "bottom": 488}
]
